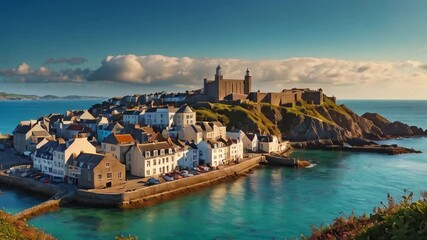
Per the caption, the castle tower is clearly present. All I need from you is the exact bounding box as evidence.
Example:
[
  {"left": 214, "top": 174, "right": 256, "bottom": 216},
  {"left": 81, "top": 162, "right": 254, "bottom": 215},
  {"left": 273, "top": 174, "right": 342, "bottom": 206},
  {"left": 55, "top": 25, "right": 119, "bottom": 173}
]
[
  {"left": 215, "top": 65, "right": 223, "bottom": 81},
  {"left": 244, "top": 68, "right": 252, "bottom": 94}
]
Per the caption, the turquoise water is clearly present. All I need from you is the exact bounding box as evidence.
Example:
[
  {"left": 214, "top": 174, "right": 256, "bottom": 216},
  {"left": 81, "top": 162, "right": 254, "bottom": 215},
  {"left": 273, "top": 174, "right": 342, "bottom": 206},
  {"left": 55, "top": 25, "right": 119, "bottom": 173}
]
[{"left": 0, "top": 100, "right": 427, "bottom": 239}]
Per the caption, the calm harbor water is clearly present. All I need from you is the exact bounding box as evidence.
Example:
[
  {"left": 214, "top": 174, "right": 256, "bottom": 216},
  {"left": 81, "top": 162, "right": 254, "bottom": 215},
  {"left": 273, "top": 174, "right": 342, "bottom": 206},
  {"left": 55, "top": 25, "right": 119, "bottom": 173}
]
[{"left": 0, "top": 99, "right": 427, "bottom": 239}]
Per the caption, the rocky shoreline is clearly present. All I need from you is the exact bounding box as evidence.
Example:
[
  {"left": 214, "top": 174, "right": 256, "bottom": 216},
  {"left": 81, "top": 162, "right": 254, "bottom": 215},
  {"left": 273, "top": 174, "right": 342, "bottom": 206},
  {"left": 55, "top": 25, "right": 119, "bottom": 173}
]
[{"left": 291, "top": 139, "right": 422, "bottom": 155}]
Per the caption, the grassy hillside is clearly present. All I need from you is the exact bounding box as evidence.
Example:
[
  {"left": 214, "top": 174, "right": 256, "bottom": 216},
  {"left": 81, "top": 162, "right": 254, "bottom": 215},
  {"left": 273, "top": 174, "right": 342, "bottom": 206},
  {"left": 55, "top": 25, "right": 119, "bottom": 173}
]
[
  {"left": 195, "top": 102, "right": 281, "bottom": 136},
  {"left": 193, "top": 97, "right": 347, "bottom": 138},
  {"left": 0, "top": 211, "right": 54, "bottom": 240}
]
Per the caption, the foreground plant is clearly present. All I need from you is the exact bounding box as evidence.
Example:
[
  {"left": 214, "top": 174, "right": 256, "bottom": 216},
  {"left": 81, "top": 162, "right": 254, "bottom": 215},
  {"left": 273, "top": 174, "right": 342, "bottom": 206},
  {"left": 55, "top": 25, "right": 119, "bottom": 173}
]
[{"left": 306, "top": 190, "right": 427, "bottom": 240}]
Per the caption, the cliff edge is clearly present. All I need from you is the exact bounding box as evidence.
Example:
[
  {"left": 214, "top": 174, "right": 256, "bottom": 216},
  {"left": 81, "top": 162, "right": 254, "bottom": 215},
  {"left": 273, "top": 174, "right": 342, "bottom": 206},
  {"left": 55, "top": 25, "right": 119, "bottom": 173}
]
[{"left": 194, "top": 97, "right": 426, "bottom": 143}]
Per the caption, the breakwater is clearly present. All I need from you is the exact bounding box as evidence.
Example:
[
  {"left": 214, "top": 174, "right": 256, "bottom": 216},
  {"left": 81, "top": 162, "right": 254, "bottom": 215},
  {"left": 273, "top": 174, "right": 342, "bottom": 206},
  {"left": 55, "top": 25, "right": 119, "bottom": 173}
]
[
  {"left": 75, "top": 156, "right": 264, "bottom": 208},
  {"left": 14, "top": 199, "right": 60, "bottom": 220}
]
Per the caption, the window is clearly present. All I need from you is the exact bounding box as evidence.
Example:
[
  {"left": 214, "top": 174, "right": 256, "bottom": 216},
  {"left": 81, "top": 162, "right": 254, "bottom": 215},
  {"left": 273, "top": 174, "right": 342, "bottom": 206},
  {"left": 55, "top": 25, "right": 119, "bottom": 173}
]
[
  {"left": 105, "top": 162, "right": 110, "bottom": 168},
  {"left": 146, "top": 160, "right": 151, "bottom": 167},
  {"left": 97, "top": 174, "right": 102, "bottom": 180},
  {"left": 146, "top": 170, "right": 150, "bottom": 176},
  {"left": 111, "top": 146, "right": 116, "bottom": 151},
  {"left": 88, "top": 173, "right": 92, "bottom": 181},
  {"left": 153, "top": 150, "right": 158, "bottom": 156},
  {"left": 107, "top": 173, "right": 112, "bottom": 179},
  {"left": 153, "top": 168, "right": 156, "bottom": 175},
  {"left": 160, "top": 149, "right": 165, "bottom": 155},
  {"left": 118, "top": 172, "right": 122, "bottom": 179},
  {"left": 145, "top": 151, "right": 150, "bottom": 158},
  {"left": 153, "top": 159, "right": 157, "bottom": 165}
]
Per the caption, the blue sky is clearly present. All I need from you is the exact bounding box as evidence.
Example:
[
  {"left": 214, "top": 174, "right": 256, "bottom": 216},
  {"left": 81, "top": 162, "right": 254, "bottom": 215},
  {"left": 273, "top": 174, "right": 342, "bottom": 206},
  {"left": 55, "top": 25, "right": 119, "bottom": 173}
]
[{"left": 1, "top": 0, "right": 427, "bottom": 98}]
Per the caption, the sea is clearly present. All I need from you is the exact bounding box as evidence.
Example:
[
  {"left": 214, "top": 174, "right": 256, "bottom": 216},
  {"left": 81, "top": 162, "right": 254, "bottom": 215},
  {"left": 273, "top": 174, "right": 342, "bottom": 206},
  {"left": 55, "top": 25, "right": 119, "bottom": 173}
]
[{"left": 0, "top": 99, "right": 427, "bottom": 240}]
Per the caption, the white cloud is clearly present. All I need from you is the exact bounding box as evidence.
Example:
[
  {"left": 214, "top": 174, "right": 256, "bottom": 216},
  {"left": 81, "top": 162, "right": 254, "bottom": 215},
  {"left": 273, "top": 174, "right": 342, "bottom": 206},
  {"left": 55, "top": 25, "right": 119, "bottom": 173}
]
[
  {"left": 0, "top": 62, "right": 90, "bottom": 83},
  {"left": 16, "top": 62, "right": 30, "bottom": 74},
  {"left": 87, "top": 54, "right": 427, "bottom": 89},
  {"left": 2, "top": 55, "right": 427, "bottom": 99}
]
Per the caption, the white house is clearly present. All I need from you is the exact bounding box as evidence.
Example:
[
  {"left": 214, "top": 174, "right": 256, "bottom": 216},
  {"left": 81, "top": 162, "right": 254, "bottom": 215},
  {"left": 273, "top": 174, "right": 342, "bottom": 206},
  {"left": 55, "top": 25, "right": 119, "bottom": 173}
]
[
  {"left": 257, "top": 135, "right": 280, "bottom": 153},
  {"left": 129, "top": 141, "right": 177, "bottom": 177},
  {"left": 165, "top": 104, "right": 197, "bottom": 139},
  {"left": 144, "top": 107, "right": 177, "bottom": 129},
  {"left": 168, "top": 139, "right": 199, "bottom": 169},
  {"left": 179, "top": 121, "right": 226, "bottom": 144},
  {"left": 229, "top": 138, "right": 244, "bottom": 161},
  {"left": 123, "top": 110, "right": 145, "bottom": 126},
  {"left": 54, "top": 137, "right": 96, "bottom": 181},
  {"left": 34, "top": 137, "right": 96, "bottom": 181},
  {"left": 198, "top": 138, "right": 230, "bottom": 167},
  {"left": 227, "top": 130, "right": 258, "bottom": 153},
  {"left": 33, "top": 139, "right": 60, "bottom": 177}
]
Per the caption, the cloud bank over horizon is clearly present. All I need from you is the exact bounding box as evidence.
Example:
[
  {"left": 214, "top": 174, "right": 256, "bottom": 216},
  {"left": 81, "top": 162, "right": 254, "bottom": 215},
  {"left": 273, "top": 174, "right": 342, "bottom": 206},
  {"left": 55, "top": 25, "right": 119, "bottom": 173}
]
[{"left": 1, "top": 54, "right": 427, "bottom": 98}]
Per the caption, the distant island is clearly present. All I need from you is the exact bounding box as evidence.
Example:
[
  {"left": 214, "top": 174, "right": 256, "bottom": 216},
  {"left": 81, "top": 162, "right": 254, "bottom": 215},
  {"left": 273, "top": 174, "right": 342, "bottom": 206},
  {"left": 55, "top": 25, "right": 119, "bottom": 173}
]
[{"left": 0, "top": 92, "right": 105, "bottom": 101}]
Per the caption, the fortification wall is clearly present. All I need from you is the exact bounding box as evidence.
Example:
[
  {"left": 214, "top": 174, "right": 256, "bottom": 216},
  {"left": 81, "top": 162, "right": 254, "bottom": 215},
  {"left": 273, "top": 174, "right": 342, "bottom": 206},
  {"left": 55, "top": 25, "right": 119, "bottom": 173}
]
[{"left": 75, "top": 156, "right": 264, "bottom": 208}]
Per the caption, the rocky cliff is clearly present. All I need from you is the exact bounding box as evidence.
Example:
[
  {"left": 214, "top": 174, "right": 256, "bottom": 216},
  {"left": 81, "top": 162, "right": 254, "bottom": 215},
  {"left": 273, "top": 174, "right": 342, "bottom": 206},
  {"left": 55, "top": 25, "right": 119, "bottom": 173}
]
[{"left": 194, "top": 97, "right": 427, "bottom": 143}]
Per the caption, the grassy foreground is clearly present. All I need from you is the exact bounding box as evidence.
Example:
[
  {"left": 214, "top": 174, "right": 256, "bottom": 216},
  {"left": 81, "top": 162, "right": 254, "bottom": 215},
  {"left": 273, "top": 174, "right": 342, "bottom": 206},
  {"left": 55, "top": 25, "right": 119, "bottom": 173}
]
[
  {"left": 306, "top": 191, "right": 427, "bottom": 240},
  {"left": 0, "top": 211, "right": 54, "bottom": 240}
]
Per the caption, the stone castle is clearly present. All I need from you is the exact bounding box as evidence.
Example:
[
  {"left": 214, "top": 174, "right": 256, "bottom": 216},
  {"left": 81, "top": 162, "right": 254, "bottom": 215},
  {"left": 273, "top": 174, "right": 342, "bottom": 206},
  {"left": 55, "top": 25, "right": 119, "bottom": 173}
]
[
  {"left": 198, "top": 65, "right": 328, "bottom": 106},
  {"left": 203, "top": 65, "right": 252, "bottom": 102}
]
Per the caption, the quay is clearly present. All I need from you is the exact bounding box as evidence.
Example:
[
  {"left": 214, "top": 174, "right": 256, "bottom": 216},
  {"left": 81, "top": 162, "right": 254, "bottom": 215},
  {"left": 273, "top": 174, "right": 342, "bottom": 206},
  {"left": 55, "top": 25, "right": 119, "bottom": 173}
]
[{"left": 0, "top": 156, "right": 265, "bottom": 213}]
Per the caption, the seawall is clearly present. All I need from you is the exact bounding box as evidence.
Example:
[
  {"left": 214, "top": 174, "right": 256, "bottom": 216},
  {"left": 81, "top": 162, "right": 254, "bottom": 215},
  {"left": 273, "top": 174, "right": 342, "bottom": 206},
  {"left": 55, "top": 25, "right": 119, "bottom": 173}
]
[
  {"left": 0, "top": 174, "right": 63, "bottom": 197},
  {"left": 75, "top": 156, "right": 264, "bottom": 209}
]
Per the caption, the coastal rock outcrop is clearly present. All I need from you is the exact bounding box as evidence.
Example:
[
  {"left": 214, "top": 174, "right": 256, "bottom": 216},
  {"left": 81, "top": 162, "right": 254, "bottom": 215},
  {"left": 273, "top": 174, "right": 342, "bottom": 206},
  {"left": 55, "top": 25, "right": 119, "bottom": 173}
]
[{"left": 194, "top": 97, "right": 426, "bottom": 144}]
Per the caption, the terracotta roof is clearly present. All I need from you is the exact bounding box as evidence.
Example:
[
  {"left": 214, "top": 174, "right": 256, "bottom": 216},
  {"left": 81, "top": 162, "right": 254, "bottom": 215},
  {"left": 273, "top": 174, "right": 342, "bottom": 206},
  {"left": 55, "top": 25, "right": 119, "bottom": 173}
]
[{"left": 103, "top": 134, "right": 135, "bottom": 145}]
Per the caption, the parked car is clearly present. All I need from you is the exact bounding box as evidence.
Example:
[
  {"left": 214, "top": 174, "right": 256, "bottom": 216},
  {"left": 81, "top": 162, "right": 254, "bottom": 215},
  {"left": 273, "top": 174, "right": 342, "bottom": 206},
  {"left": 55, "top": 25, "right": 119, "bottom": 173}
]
[
  {"left": 30, "top": 172, "right": 42, "bottom": 178},
  {"left": 145, "top": 178, "right": 160, "bottom": 186},
  {"left": 162, "top": 174, "right": 174, "bottom": 182},
  {"left": 180, "top": 170, "right": 189, "bottom": 177},
  {"left": 21, "top": 170, "right": 35, "bottom": 178}
]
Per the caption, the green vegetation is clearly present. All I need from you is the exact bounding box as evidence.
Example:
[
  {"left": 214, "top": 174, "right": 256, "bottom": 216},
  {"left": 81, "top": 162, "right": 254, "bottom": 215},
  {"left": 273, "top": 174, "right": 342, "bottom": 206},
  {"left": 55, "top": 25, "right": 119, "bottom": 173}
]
[
  {"left": 0, "top": 211, "right": 54, "bottom": 240},
  {"left": 195, "top": 102, "right": 281, "bottom": 136},
  {"left": 115, "top": 235, "right": 138, "bottom": 240},
  {"left": 194, "top": 98, "right": 351, "bottom": 136},
  {"left": 307, "top": 191, "right": 427, "bottom": 240}
]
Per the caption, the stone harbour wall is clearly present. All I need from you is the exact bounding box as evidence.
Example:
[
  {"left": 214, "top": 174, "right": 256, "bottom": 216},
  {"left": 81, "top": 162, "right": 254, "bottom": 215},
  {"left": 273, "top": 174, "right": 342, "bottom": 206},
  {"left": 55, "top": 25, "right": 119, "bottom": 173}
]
[{"left": 75, "top": 156, "right": 264, "bottom": 208}]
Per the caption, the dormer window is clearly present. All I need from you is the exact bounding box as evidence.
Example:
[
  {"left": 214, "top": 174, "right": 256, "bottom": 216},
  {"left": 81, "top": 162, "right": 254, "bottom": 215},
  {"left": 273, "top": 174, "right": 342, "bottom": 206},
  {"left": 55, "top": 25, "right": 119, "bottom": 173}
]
[
  {"left": 160, "top": 149, "right": 165, "bottom": 155},
  {"left": 168, "top": 148, "right": 172, "bottom": 154},
  {"left": 153, "top": 150, "right": 158, "bottom": 156},
  {"left": 145, "top": 151, "right": 150, "bottom": 158}
]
